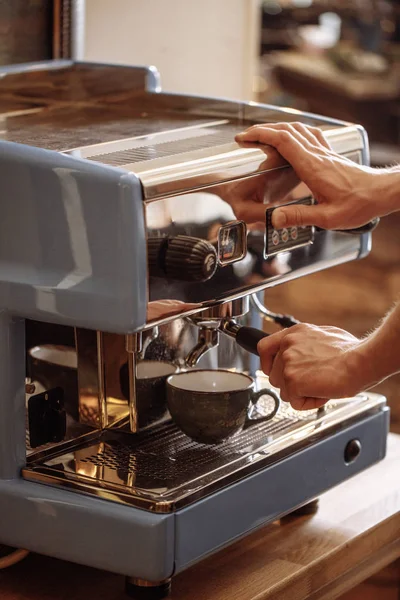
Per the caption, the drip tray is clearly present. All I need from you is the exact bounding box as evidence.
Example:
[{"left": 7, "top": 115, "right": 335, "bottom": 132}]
[{"left": 23, "top": 394, "right": 384, "bottom": 512}]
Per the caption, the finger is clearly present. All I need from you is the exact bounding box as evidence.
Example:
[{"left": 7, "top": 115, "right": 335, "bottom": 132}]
[
  {"left": 259, "top": 122, "right": 328, "bottom": 153},
  {"left": 258, "top": 330, "right": 286, "bottom": 375},
  {"left": 271, "top": 203, "right": 330, "bottom": 229},
  {"left": 236, "top": 122, "right": 331, "bottom": 154},
  {"left": 268, "top": 351, "right": 285, "bottom": 390},
  {"left": 289, "top": 123, "right": 332, "bottom": 151},
  {"left": 290, "top": 397, "right": 328, "bottom": 411},
  {"left": 235, "top": 127, "right": 313, "bottom": 171},
  {"left": 230, "top": 201, "right": 267, "bottom": 224}
]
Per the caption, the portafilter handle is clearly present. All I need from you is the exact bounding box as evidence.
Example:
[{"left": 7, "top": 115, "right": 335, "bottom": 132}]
[{"left": 220, "top": 321, "right": 269, "bottom": 355}]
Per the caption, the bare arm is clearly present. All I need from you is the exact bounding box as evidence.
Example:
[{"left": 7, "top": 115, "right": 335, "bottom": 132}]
[
  {"left": 235, "top": 123, "right": 400, "bottom": 230},
  {"left": 257, "top": 302, "right": 400, "bottom": 410}
]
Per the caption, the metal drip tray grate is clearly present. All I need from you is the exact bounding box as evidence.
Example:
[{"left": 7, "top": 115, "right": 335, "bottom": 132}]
[
  {"left": 23, "top": 394, "right": 383, "bottom": 512},
  {"left": 78, "top": 415, "right": 295, "bottom": 482}
]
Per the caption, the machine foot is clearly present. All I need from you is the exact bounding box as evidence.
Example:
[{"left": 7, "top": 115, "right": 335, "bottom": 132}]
[
  {"left": 125, "top": 577, "right": 172, "bottom": 599},
  {"left": 287, "top": 498, "right": 320, "bottom": 517}
]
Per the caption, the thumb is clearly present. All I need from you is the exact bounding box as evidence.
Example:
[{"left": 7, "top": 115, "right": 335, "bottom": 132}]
[{"left": 272, "top": 204, "right": 326, "bottom": 229}]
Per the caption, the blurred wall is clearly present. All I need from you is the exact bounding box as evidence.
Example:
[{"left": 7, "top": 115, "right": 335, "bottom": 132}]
[
  {"left": 0, "top": 0, "right": 53, "bottom": 65},
  {"left": 84, "top": 0, "right": 261, "bottom": 100}
]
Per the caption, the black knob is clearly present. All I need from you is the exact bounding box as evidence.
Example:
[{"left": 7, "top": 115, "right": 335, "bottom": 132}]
[
  {"left": 125, "top": 578, "right": 171, "bottom": 599},
  {"left": 344, "top": 439, "right": 361, "bottom": 464},
  {"left": 148, "top": 235, "right": 217, "bottom": 282}
]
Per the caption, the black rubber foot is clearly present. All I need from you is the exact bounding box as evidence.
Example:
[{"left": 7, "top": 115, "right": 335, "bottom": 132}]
[
  {"left": 0, "top": 545, "right": 18, "bottom": 558},
  {"left": 125, "top": 579, "right": 171, "bottom": 599},
  {"left": 288, "top": 498, "right": 320, "bottom": 517}
]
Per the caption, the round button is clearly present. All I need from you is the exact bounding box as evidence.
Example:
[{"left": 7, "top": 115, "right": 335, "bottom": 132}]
[
  {"left": 344, "top": 439, "right": 361, "bottom": 464},
  {"left": 272, "top": 230, "right": 280, "bottom": 246},
  {"left": 281, "top": 228, "right": 289, "bottom": 243},
  {"left": 290, "top": 227, "right": 298, "bottom": 240}
]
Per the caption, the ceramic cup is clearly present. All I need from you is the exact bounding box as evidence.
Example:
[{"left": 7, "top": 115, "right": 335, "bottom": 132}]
[
  {"left": 166, "top": 369, "right": 280, "bottom": 445},
  {"left": 120, "top": 360, "right": 178, "bottom": 428},
  {"left": 28, "top": 345, "right": 78, "bottom": 418}
]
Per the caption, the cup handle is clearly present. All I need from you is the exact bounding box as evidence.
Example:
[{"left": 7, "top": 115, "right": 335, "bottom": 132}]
[{"left": 243, "top": 388, "right": 280, "bottom": 429}]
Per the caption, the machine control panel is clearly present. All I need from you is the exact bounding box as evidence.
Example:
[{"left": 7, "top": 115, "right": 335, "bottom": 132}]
[{"left": 264, "top": 198, "right": 315, "bottom": 258}]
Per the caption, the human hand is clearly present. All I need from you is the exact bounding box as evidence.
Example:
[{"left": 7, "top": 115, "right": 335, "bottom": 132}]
[
  {"left": 257, "top": 323, "right": 367, "bottom": 410},
  {"left": 213, "top": 166, "right": 299, "bottom": 225},
  {"left": 235, "top": 122, "right": 391, "bottom": 231}
]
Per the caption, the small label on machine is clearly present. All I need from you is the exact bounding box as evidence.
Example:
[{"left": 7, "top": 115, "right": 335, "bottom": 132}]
[
  {"left": 264, "top": 197, "right": 315, "bottom": 259},
  {"left": 218, "top": 220, "right": 247, "bottom": 265}
]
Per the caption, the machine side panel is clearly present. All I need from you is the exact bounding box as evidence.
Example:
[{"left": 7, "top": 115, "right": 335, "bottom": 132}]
[
  {"left": 174, "top": 409, "right": 389, "bottom": 573},
  {"left": 0, "top": 142, "right": 147, "bottom": 333},
  {"left": 0, "top": 479, "right": 175, "bottom": 581}
]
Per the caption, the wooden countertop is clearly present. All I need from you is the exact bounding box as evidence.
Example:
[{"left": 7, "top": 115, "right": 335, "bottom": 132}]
[
  {"left": 270, "top": 51, "right": 400, "bottom": 100},
  {"left": 1, "top": 434, "right": 399, "bottom": 600}
]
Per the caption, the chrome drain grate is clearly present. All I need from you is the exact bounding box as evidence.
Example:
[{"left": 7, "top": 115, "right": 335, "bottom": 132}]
[
  {"left": 78, "top": 416, "right": 295, "bottom": 481},
  {"left": 24, "top": 395, "right": 379, "bottom": 512}
]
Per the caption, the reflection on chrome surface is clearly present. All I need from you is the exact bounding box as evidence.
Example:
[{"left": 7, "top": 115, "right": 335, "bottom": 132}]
[{"left": 145, "top": 173, "right": 363, "bottom": 325}]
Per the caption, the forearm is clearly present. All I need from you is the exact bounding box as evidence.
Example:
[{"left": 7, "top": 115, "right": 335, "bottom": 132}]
[
  {"left": 373, "top": 167, "right": 400, "bottom": 217},
  {"left": 357, "top": 302, "right": 400, "bottom": 388}
]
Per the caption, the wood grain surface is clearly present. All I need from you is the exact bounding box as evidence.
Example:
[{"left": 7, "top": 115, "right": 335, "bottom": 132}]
[{"left": 0, "top": 434, "right": 399, "bottom": 600}]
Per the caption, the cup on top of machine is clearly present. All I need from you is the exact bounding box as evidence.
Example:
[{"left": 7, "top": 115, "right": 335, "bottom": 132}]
[{"left": 166, "top": 370, "right": 280, "bottom": 445}]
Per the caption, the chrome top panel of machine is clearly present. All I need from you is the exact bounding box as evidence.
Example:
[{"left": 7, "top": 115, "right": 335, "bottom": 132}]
[
  {"left": 57, "top": 85, "right": 368, "bottom": 329},
  {"left": 0, "top": 61, "right": 369, "bottom": 334},
  {"left": 64, "top": 117, "right": 364, "bottom": 200}
]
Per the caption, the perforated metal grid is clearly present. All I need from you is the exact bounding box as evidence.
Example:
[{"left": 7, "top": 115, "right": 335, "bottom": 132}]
[
  {"left": 85, "top": 124, "right": 241, "bottom": 167},
  {"left": 78, "top": 415, "right": 295, "bottom": 483}
]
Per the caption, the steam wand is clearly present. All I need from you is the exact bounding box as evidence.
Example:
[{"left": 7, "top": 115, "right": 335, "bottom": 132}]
[{"left": 250, "top": 294, "right": 300, "bottom": 328}]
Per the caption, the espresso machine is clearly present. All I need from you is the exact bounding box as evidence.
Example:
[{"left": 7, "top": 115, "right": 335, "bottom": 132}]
[{"left": 0, "top": 61, "right": 389, "bottom": 598}]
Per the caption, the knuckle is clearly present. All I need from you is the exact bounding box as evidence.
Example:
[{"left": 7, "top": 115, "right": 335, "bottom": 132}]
[
  {"left": 286, "top": 324, "right": 309, "bottom": 340},
  {"left": 280, "top": 336, "right": 293, "bottom": 351},
  {"left": 260, "top": 358, "right": 271, "bottom": 376},
  {"left": 309, "top": 125, "right": 322, "bottom": 136},
  {"left": 292, "top": 205, "right": 305, "bottom": 226},
  {"left": 279, "top": 389, "right": 289, "bottom": 403},
  {"left": 281, "top": 347, "right": 295, "bottom": 363},
  {"left": 292, "top": 121, "right": 306, "bottom": 132},
  {"left": 315, "top": 211, "right": 333, "bottom": 229},
  {"left": 295, "top": 323, "right": 312, "bottom": 333},
  {"left": 285, "top": 368, "right": 299, "bottom": 391},
  {"left": 269, "top": 373, "right": 279, "bottom": 388},
  {"left": 279, "top": 130, "right": 293, "bottom": 144},
  {"left": 231, "top": 204, "right": 245, "bottom": 220}
]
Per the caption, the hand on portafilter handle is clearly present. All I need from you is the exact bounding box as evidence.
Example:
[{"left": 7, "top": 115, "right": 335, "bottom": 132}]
[
  {"left": 228, "top": 303, "right": 400, "bottom": 411},
  {"left": 223, "top": 323, "right": 343, "bottom": 411},
  {"left": 256, "top": 302, "right": 400, "bottom": 411},
  {"left": 235, "top": 122, "right": 400, "bottom": 231}
]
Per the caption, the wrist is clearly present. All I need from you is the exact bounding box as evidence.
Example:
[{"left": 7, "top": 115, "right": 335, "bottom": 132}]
[
  {"left": 351, "top": 334, "right": 394, "bottom": 390},
  {"left": 344, "top": 340, "right": 375, "bottom": 394},
  {"left": 372, "top": 168, "right": 400, "bottom": 217}
]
